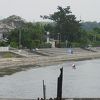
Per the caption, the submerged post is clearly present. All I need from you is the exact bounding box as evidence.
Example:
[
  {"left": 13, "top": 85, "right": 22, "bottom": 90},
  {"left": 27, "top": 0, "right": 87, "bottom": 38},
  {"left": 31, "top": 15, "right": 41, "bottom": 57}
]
[
  {"left": 57, "top": 67, "right": 63, "bottom": 100},
  {"left": 43, "top": 80, "right": 46, "bottom": 100}
]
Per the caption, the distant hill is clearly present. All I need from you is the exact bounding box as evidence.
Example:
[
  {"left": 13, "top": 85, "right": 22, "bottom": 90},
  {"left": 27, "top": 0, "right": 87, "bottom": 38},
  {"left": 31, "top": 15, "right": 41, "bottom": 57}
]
[{"left": 81, "top": 21, "right": 100, "bottom": 31}]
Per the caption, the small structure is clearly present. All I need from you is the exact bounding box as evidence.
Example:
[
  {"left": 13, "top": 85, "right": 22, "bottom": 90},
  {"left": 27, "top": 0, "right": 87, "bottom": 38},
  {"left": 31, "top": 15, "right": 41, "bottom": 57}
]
[
  {"left": 49, "top": 39, "right": 56, "bottom": 48},
  {"left": 46, "top": 32, "right": 56, "bottom": 48}
]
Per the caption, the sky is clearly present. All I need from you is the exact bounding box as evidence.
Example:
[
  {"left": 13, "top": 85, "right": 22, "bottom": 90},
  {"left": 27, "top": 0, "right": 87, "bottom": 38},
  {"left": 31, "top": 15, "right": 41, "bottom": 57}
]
[{"left": 0, "top": 0, "right": 100, "bottom": 22}]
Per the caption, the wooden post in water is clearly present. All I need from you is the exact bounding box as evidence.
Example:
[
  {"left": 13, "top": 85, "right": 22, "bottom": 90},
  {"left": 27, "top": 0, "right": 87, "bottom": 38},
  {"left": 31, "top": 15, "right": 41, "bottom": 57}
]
[
  {"left": 57, "top": 67, "right": 63, "bottom": 100},
  {"left": 43, "top": 80, "right": 46, "bottom": 100}
]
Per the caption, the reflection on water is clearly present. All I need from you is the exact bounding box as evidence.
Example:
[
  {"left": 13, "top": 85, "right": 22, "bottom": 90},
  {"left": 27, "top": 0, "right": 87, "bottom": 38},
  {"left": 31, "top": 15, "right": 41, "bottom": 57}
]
[{"left": 0, "top": 59, "right": 100, "bottom": 98}]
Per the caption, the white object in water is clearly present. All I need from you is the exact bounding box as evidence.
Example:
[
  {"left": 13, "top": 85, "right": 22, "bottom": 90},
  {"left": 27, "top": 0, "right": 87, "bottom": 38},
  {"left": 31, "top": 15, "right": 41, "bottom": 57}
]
[{"left": 72, "top": 64, "right": 76, "bottom": 69}]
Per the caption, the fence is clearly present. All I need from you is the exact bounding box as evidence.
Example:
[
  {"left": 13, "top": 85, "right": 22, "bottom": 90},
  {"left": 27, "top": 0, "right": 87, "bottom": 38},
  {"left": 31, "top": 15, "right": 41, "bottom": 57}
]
[{"left": 0, "top": 47, "right": 9, "bottom": 52}]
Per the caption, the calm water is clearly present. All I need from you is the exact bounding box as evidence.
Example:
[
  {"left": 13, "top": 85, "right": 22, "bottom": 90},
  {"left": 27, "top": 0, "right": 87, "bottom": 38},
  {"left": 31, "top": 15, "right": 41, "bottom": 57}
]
[{"left": 0, "top": 59, "right": 100, "bottom": 99}]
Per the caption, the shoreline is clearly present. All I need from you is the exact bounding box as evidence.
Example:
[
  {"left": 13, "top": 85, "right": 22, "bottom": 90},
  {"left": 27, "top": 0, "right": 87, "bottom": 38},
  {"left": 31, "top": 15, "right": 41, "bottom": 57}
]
[{"left": 0, "top": 52, "right": 100, "bottom": 76}]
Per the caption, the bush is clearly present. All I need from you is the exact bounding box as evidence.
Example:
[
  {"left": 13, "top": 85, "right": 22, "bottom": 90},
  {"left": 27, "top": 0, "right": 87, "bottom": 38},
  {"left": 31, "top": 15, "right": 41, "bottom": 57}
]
[
  {"left": 3, "top": 52, "right": 13, "bottom": 58},
  {"left": 0, "top": 41, "right": 8, "bottom": 46},
  {"left": 10, "top": 42, "right": 18, "bottom": 48},
  {"left": 72, "top": 42, "right": 81, "bottom": 47},
  {"left": 39, "top": 43, "right": 52, "bottom": 48},
  {"left": 59, "top": 42, "right": 66, "bottom": 48},
  {"left": 91, "top": 41, "right": 100, "bottom": 47}
]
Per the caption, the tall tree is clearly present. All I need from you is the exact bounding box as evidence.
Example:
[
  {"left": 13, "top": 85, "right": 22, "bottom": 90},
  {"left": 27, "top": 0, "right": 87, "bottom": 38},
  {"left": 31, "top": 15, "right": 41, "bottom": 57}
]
[{"left": 41, "top": 6, "right": 81, "bottom": 42}]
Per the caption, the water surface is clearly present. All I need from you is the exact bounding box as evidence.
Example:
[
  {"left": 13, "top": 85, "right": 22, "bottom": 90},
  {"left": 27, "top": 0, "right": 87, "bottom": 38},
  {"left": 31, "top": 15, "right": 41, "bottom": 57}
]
[{"left": 0, "top": 59, "right": 100, "bottom": 99}]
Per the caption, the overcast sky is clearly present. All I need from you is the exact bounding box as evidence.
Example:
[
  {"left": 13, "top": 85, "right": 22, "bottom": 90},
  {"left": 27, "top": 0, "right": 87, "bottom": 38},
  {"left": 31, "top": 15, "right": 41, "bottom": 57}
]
[{"left": 0, "top": 0, "right": 99, "bottom": 22}]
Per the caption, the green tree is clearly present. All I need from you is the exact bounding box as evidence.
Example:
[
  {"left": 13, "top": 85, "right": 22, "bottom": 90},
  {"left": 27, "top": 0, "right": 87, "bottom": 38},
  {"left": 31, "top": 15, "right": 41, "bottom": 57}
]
[
  {"left": 41, "top": 6, "right": 81, "bottom": 42},
  {"left": 8, "top": 22, "right": 45, "bottom": 49}
]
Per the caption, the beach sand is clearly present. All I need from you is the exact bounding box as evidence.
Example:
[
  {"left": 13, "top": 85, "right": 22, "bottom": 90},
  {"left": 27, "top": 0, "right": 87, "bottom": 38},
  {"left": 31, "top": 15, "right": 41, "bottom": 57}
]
[{"left": 0, "top": 50, "right": 100, "bottom": 76}]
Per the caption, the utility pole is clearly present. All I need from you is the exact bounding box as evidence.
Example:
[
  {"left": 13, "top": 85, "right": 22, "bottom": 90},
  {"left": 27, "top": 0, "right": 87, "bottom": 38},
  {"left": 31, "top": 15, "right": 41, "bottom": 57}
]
[
  {"left": 19, "top": 29, "right": 21, "bottom": 49},
  {"left": 58, "top": 33, "right": 60, "bottom": 43}
]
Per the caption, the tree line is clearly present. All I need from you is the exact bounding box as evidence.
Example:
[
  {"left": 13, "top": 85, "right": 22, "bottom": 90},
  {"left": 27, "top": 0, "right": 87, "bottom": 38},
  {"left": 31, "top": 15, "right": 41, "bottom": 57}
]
[{"left": 1, "top": 6, "right": 100, "bottom": 49}]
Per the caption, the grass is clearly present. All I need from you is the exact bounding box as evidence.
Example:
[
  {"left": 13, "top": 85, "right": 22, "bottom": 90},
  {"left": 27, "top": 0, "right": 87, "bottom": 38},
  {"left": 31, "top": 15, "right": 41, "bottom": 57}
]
[{"left": 0, "top": 52, "right": 23, "bottom": 58}]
